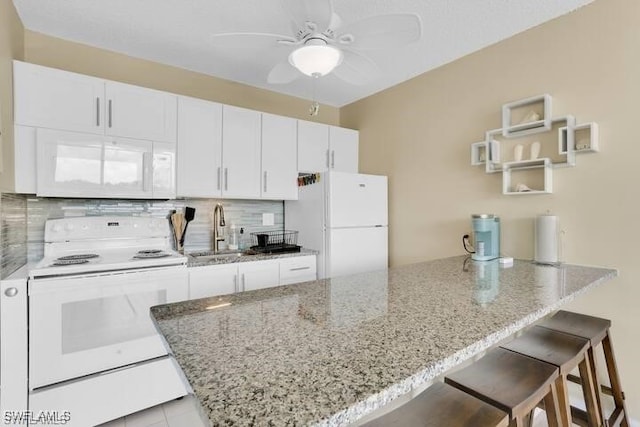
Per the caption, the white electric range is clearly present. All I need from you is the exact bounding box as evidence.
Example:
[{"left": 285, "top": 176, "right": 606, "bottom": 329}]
[{"left": 28, "top": 216, "right": 190, "bottom": 427}]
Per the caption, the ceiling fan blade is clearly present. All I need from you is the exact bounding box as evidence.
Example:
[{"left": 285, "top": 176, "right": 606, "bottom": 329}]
[
  {"left": 336, "top": 14, "right": 422, "bottom": 50},
  {"left": 267, "top": 61, "right": 301, "bottom": 84},
  {"left": 332, "top": 49, "right": 380, "bottom": 86},
  {"left": 210, "top": 32, "right": 297, "bottom": 49},
  {"left": 280, "top": 0, "right": 333, "bottom": 34}
]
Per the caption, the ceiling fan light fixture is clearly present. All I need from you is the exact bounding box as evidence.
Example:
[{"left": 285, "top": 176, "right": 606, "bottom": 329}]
[{"left": 289, "top": 41, "right": 343, "bottom": 77}]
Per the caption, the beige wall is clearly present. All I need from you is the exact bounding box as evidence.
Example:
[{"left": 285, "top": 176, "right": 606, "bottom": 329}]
[
  {"left": 342, "top": 0, "right": 640, "bottom": 414},
  {"left": 0, "top": 0, "right": 24, "bottom": 191},
  {"left": 22, "top": 30, "right": 339, "bottom": 125}
]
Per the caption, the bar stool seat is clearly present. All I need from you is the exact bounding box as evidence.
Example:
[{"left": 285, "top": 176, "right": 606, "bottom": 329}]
[
  {"left": 363, "top": 382, "right": 509, "bottom": 427},
  {"left": 500, "top": 325, "right": 600, "bottom": 426},
  {"left": 445, "top": 347, "right": 562, "bottom": 427},
  {"left": 538, "top": 310, "right": 630, "bottom": 427}
]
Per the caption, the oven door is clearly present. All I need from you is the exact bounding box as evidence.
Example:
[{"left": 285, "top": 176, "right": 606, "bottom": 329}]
[{"left": 28, "top": 266, "right": 188, "bottom": 390}]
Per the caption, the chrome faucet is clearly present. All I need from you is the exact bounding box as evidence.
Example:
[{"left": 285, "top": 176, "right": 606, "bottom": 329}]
[{"left": 213, "top": 203, "right": 226, "bottom": 253}]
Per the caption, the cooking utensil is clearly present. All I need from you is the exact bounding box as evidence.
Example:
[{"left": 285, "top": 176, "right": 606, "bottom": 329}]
[
  {"left": 172, "top": 213, "right": 184, "bottom": 250},
  {"left": 179, "top": 207, "right": 196, "bottom": 247},
  {"left": 167, "top": 210, "right": 177, "bottom": 249}
]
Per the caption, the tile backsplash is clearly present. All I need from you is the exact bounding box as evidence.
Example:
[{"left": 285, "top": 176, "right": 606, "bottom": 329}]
[
  {"left": 27, "top": 197, "right": 284, "bottom": 262},
  {"left": 1, "top": 193, "right": 28, "bottom": 278}
]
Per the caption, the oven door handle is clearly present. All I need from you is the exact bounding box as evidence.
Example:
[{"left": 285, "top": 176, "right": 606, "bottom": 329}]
[{"left": 124, "top": 294, "right": 138, "bottom": 316}]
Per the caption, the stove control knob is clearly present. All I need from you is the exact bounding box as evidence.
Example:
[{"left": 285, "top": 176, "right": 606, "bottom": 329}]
[
  {"left": 52, "top": 224, "right": 62, "bottom": 233},
  {"left": 65, "top": 223, "right": 74, "bottom": 232}
]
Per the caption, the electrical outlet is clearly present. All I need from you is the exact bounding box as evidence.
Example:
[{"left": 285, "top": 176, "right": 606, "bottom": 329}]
[{"left": 262, "top": 213, "right": 274, "bottom": 226}]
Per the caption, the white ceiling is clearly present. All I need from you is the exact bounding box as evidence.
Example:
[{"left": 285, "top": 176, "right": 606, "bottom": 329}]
[{"left": 12, "top": 0, "right": 595, "bottom": 107}]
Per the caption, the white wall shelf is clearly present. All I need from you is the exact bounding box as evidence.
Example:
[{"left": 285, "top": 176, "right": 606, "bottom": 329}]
[
  {"left": 484, "top": 129, "right": 502, "bottom": 174},
  {"left": 471, "top": 94, "right": 598, "bottom": 195},
  {"left": 502, "top": 158, "right": 553, "bottom": 195},
  {"left": 502, "top": 94, "right": 552, "bottom": 138},
  {"left": 574, "top": 122, "right": 599, "bottom": 153},
  {"left": 471, "top": 141, "right": 487, "bottom": 165},
  {"left": 552, "top": 115, "right": 576, "bottom": 168}
]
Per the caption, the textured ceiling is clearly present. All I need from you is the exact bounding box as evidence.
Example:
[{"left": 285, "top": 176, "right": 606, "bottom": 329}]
[{"left": 13, "top": 0, "right": 595, "bottom": 107}]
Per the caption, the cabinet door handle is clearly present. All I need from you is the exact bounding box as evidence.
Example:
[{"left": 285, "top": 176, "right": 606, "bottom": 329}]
[
  {"left": 289, "top": 266, "right": 310, "bottom": 271},
  {"left": 217, "top": 167, "right": 221, "bottom": 191},
  {"left": 241, "top": 273, "right": 245, "bottom": 292},
  {"left": 326, "top": 149, "right": 330, "bottom": 168},
  {"left": 96, "top": 98, "right": 101, "bottom": 127},
  {"left": 4, "top": 287, "right": 18, "bottom": 297},
  {"left": 331, "top": 150, "right": 335, "bottom": 169},
  {"left": 224, "top": 168, "right": 228, "bottom": 191},
  {"left": 263, "top": 171, "right": 267, "bottom": 193},
  {"left": 108, "top": 99, "right": 113, "bottom": 128},
  {"left": 233, "top": 275, "right": 238, "bottom": 293}
]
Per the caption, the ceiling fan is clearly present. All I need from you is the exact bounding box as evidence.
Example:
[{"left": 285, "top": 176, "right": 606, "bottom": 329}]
[{"left": 210, "top": 0, "right": 422, "bottom": 86}]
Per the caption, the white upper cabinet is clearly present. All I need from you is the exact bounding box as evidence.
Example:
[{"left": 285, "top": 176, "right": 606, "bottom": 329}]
[
  {"left": 222, "top": 105, "right": 261, "bottom": 199},
  {"left": 176, "top": 97, "right": 223, "bottom": 198},
  {"left": 329, "top": 126, "right": 359, "bottom": 173},
  {"left": 261, "top": 113, "right": 298, "bottom": 200},
  {"left": 105, "top": 81, "right": 177, "bottom": 143},
  {"left": 14, "top": 61, "right": 105, "bottom": 135},
  {"left": 13, "top": 61, "right": 177, "bottom": 143},
  {"left": 297, "top": 120, "right": 359, "bottom": 173},
  {"left": 297, "top": 120, "right": 330, "bottom": 173}
]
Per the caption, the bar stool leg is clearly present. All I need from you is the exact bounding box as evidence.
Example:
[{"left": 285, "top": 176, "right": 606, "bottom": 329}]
[
  {"left": 588, "top": 347, "right": 606, "bottom": 426},
  {"left": 602, "top": 334, "right": 629, "bottom": 427},
  {"left": 543, "top": 381, "right": 562, "bottom": 427},
  {"left": 578, "top": 354, "right": 601, "bottom": 426},
  {"left": 555, "top": 376, "right": 572, "bottom": 427}
]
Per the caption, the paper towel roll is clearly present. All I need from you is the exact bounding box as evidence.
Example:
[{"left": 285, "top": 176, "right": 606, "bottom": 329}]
[{"left": 535, "top": 215, "right": 559, "bottom": 264}]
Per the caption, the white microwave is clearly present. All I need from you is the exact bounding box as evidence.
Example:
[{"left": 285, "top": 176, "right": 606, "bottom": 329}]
[{"left": 36, "top": 128, "right": 175, "bottom": 199}]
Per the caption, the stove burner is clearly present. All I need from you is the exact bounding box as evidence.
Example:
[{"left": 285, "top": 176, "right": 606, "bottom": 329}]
[
  {"left": 137, "top": 249, "right": 163, "bottom": 255},
  {"left": 133, "top": 252, "right": 171, "bottom": 259},
  {"left": 58, "top": 254, "right": 99, "bottom": 261},
  {"left": 52, "top": 259, "right": 90, "bottom": 266}
]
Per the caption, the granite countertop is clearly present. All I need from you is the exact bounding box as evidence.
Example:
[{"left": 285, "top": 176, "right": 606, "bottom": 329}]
[
  {"left": 187, "top": 248, "right": 318, "bottom": 267},
  {"left": 151, "top": 256, "right": 617, "bottom": 427}
]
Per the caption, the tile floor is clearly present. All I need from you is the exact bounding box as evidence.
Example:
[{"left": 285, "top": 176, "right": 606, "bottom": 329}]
[{"left": 97, "top": 395, "right": 208, "bottom": 427}]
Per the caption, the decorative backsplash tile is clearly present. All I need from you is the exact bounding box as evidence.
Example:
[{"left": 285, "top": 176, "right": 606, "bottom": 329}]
[
  {"left": 1, "top": 193, "right": 27, "bottom": 278},
  {"left": 27, "top": 197, "right": 284, "bottom": 262}
]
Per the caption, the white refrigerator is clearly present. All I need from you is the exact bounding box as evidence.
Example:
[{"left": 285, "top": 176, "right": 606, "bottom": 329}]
[{"left": 285, "top": 172, "right": 388, "bottom": 279}]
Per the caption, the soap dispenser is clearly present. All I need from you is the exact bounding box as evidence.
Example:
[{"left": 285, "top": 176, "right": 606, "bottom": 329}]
[{"left": 228, "top": 224, "right": 239, "bottom": 250}]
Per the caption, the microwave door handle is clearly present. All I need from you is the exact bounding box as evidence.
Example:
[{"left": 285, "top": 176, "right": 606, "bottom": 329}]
[{"left": 143, "top": 152, "right": 152, "bottom": 193}]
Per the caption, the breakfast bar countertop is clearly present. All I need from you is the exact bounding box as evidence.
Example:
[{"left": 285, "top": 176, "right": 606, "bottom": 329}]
[{"left": 151, "top": 256, "right": 617, "bottom": 427}]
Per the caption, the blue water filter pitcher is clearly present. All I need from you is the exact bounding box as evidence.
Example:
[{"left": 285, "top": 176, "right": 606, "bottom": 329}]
[{"left": 471, "top": 214, "right": 500, "bottom": 261}]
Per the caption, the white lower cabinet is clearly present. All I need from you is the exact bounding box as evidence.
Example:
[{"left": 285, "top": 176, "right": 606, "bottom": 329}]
[
  {"left": 0, "top": 275, "right": 28, "bottom": 418},
  {"left": 189, "top": 264, "right": 238, "bottom": 300},
  {"left": 239, "top": 260, "right": 280, "bottom": 292},
  {"left": 188, "top": 255, "right": 317, "bottom": 299},
  {"left": 280, "top": 256, "right": 317, "bottom": 285}
]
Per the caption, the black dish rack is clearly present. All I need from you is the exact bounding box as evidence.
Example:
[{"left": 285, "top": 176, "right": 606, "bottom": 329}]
[{"left": 249, "top": 230, "right": 300, "bottom": 254}]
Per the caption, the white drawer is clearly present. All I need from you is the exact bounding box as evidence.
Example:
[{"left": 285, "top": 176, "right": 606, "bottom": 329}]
[{"left": 279, "top": 255, "right": 317, "bottom": 285}]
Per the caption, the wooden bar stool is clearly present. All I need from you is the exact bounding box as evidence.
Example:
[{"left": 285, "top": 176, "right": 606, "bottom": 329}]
[
  {"left": 538, "top": 310, "right": 630, "bottom": 427},
  {"left": 363, "top": 382, "right": 509, "bottom": 427},
  {"left": 500, "top": 325, "right": 600, "bottom": 427},
  {"left": 444, "top": 348, "right": 563, "bottom": 427}
]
